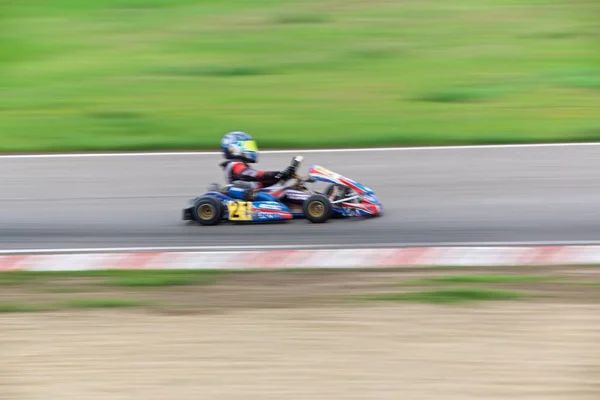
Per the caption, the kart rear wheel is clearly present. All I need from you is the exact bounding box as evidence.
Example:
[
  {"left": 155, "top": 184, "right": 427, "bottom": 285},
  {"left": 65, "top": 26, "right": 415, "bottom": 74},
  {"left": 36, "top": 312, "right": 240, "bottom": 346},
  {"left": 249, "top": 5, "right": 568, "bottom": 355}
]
[
  {"left": 192, "top": 196, "right": 223, "bottom": 226},
  {"left": 303, "top": 194, "right": 332, "bottom": 223}
]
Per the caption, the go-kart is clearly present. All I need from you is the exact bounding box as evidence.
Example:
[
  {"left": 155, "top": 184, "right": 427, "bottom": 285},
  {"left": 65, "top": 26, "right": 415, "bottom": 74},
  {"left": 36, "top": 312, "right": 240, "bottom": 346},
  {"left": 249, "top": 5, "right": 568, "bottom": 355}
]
[{"left": 182, "top": 156, "right": 382, "bottom": 225}]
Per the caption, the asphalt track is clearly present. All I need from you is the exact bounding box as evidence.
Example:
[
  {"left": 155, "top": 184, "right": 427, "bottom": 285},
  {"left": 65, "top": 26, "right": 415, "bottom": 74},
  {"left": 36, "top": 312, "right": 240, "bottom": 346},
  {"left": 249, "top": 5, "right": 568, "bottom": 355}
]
[{"left": 2, "top": 144, "right": 600, "bottom": 252}]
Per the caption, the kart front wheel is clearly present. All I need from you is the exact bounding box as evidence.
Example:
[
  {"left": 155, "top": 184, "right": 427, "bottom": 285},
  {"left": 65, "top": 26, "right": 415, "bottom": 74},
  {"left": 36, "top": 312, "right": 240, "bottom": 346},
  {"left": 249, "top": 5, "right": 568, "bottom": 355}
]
[
  {"left": 192, "top": 196, "right": 223, "bottom": 226},
  {"left": 303, "top": 194, "right": 332, "bottom": 223}
]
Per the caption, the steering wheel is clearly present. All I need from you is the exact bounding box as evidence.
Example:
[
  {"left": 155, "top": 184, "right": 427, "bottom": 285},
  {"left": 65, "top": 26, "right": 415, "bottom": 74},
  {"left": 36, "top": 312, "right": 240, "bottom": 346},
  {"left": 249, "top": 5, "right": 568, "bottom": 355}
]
[
  {"left": 289, "top": 156, "right": 303, "bottom": 176},
  {"left": 278, "top": 156, "right": 304, "bottom": 182}
]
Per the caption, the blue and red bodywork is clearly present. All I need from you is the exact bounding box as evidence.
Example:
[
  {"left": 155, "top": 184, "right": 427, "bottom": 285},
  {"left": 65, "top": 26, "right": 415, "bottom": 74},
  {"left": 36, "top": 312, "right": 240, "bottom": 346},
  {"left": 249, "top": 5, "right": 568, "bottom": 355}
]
[
  {"left": 183, "top": 191, "right": 294, "bottom": 222},
  {"left": 306, "top": 165, "right": 383, "bottom": 217},
  {"left": 182, "top": 164, "right": 382, "bottom": 223}
]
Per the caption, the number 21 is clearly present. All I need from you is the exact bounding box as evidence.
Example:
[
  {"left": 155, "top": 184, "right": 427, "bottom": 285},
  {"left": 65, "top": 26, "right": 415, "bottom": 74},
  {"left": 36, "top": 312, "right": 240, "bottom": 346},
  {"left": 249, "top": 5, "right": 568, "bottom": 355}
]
[{"left": 227, "top": 201, "right": 252, "bottom": 221}]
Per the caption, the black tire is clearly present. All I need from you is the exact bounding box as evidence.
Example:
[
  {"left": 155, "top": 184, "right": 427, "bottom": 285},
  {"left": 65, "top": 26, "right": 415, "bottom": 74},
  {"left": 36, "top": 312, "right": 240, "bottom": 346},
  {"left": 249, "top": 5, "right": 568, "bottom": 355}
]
[
  {"left": 303, "top": 194, "right": 333, "bottom": 223},
  {"left": 192, "top": 196, "right": 223, "bottom": 226}
]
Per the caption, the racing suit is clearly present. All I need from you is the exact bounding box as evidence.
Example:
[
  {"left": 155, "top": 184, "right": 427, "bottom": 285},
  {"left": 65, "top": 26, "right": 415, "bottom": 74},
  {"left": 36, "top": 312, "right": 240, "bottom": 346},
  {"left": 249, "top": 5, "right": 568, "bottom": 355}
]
[{"left": 220, "top": 161, "right": 309, "bottom": 204}]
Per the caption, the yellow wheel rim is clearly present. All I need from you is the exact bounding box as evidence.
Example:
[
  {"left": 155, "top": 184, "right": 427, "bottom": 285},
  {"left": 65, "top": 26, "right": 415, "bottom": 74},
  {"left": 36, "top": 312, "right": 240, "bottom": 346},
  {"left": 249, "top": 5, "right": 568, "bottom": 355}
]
[
  {"left": 199, "top": 204, "right": 214, "bottom": 220},
  {"left": 308, "top": 201, "right": 325, "bottom": 218}
]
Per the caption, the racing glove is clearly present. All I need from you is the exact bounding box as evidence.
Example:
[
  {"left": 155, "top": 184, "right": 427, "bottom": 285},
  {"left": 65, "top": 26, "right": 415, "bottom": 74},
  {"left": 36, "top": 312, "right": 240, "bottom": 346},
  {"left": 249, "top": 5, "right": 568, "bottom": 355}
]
[{"left": 276, "top": 166, "right": 295, "bottom": 181}]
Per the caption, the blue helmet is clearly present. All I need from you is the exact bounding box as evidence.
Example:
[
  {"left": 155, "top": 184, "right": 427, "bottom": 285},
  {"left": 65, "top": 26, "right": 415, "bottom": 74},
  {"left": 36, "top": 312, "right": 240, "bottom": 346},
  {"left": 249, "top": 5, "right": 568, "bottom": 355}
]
[{"left": 220, "top": 131, "right": 258, "bottom": 163}]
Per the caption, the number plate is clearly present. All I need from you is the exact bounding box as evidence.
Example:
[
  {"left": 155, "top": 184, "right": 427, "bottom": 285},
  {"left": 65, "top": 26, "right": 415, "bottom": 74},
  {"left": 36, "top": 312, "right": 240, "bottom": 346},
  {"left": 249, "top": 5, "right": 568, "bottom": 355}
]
[{"left": 227, "top": 201, "right": 253, "bottom": 221}]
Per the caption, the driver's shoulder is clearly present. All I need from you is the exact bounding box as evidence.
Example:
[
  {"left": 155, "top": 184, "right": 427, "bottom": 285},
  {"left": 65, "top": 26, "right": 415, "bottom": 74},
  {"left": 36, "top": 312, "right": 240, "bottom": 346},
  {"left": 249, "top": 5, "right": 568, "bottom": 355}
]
[
  {"left": 221, "top": 160, "right": 251, "bottom": 173},
  {"left": 220, "top": 160, "right": 242, "bottom": 167}
]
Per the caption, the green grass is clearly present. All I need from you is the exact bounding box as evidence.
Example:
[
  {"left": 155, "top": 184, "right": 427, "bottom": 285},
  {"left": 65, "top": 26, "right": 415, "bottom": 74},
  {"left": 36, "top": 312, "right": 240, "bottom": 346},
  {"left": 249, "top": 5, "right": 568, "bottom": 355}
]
[
  {"left": 0, "top": 303, "right": 53, "bottom": 313},
  {"left": 40, "top": 285, "right": 95, "bottom": 293},
  {"left": 556, "top": 69, "right": 600, "bottom": 90},
  {"left": 401, "top": 274, "right": 556, "bottom": 285},
  {"left": 0, "top": 272, "right": 42, "bottom": 286},
  {"left": 0, "top": 0, "right": 598, "bottom": 152},
  {"left": 103, "top": 273, "right": 214, "bottom": 287},
  {"left": 415, "top": 85, "right": 513, "bottom": 104},
  {"left": 365, "top": 288, "right": 527, "bottom": 304},
  {"left": 0, "top": 270, "right": 223, "bottom": 289},
  {"left": 0, "top": 298, "right": 149, "bottom": 313},
  {"left": 60, "top": 298, "right": 149, "bottom": 309}
]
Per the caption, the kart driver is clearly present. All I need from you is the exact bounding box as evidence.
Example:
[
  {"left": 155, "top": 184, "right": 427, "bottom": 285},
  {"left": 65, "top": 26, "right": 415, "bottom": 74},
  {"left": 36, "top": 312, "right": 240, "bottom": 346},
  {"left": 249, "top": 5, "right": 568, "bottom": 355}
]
[{"left": 219, "top": 131, "right": 298, "bottom": 202}]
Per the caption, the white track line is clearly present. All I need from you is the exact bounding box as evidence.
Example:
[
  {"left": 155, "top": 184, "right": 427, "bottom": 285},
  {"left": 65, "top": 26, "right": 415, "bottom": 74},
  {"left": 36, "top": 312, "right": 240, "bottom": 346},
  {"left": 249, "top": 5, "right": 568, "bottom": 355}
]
[
  {"left": 4, "top": 240, "right": 600, "bottom": 255},
  {"left": 1, "top": 142, "right": 599, "bottom": 159}
]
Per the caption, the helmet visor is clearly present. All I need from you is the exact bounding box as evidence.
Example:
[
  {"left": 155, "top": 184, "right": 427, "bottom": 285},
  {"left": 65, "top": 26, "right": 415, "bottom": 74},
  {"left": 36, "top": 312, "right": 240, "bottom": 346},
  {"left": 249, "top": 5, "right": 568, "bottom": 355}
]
[{"left": 239, "top": 140, "right": 258, "bottom": 152}]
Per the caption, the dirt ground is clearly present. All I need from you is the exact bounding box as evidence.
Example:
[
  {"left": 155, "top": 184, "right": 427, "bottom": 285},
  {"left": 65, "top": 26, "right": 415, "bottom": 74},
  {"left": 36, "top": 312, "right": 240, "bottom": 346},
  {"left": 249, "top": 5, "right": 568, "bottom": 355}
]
[{"left": 2, "top": 266, "right": 600, "bottom": 400}]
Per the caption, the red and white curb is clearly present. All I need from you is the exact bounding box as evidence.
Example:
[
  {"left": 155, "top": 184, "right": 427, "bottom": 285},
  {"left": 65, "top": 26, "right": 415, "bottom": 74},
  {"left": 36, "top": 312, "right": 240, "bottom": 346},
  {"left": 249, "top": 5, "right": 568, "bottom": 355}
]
[{"left": 2, "top": 246, "right": 600, "bottom": 271}]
